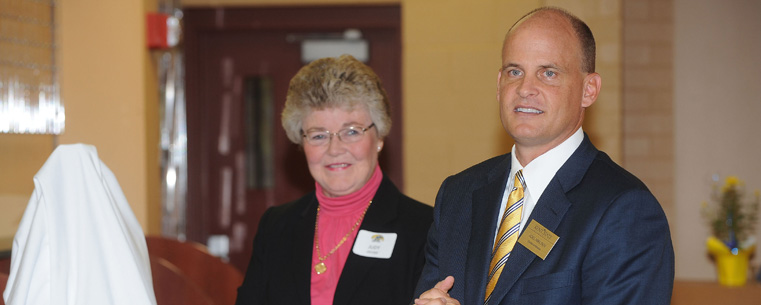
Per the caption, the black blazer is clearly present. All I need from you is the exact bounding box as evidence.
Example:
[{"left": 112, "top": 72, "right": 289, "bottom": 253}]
[
  {"left": 414, "top": 134, "right": 675, "bottom": 304},
  {"left": 236, "top": 177, "right": 432, "bottom": 305}
]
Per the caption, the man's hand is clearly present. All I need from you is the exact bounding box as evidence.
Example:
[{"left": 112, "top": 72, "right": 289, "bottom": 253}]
[{"left": 413, "top": 276, "right": 461, "bottom": 305}]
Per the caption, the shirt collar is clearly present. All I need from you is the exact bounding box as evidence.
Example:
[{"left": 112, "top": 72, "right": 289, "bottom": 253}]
[{"left": 510, "top": 128, "right": 584, "bottom": 201}]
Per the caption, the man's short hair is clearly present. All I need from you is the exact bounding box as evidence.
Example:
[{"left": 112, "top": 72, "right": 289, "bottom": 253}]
[{"left": 507, "top": 7, "right": 596, "bottom": 73}]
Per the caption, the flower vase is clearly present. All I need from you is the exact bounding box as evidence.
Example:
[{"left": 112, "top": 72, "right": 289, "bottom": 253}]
[{"left": 707, "top": 236, "right": 755, "bottom": 286}]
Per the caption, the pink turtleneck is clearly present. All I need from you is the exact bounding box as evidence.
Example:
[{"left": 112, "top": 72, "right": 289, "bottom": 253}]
[{"left": 310, "top": 165, "right": 383, "bottom": 305}]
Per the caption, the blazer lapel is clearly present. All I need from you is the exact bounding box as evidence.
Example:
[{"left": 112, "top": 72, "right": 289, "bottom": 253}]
[
  {"left": 291, "top": 196, "right": 318, "bottom": 304},
  {"left": 333, "top": 178, "right": 400, "bottom": 305},
  {"left": 486, "top": 180, "right": 572, "bottom": 304},
  {"left": 486, "top": 134, "right": 598, "bottom": 304},
  {"left": 464, "top": 156, "right": 511, "bottom": 304}
]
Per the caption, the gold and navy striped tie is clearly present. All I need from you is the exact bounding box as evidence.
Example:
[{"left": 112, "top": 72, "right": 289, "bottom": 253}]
[{"left": 484, "top": 170, "right": 525, "bottom": 304}]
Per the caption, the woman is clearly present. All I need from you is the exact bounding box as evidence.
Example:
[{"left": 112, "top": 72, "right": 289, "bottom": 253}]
[{"left": 235, "top": 55, "right": 432, "bottom": 305}]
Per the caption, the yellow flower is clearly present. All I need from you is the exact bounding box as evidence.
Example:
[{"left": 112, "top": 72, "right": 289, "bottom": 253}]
[
  {"left": 704, "top": 175, "right": 759, "bottom": 248},
  {"left": 722, "top": 176, "right": 742, "bottom": 193}
]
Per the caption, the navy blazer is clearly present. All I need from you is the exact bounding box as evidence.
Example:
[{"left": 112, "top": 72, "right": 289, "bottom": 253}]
[
  {"left": 414, "top": 135, "right": 674, "bottom": 304},
  {"left": 236, "top": 177, "right": 432, "bottom": 305}
]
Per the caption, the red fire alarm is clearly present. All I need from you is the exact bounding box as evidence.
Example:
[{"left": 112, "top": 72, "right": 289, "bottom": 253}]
[{"left": 147, "top": 13, "right": 180, "bottom": 49}]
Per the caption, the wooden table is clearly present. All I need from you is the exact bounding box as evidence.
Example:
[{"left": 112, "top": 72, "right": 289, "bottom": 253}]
[{"left": 672, "top": 280, "right": 761, "bottom": 304}]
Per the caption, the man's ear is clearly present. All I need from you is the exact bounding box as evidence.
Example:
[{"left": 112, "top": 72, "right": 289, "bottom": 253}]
[{"left": 581, "top": 72, "right": 602, "bottom": 108}]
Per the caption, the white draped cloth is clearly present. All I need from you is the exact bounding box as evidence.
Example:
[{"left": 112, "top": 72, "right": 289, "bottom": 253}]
[{"left": 3, "top": 144, "right": 157, "bottom": 305}]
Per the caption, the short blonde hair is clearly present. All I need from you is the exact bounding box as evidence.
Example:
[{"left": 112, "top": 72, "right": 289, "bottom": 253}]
[{"left": 281, "top": 54, "right": 392, "bottom": 144}]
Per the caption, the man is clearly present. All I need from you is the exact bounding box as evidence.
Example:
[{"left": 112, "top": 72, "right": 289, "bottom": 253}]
[{"left": 413, "top": 7, "right": 674, "bottom": 305}]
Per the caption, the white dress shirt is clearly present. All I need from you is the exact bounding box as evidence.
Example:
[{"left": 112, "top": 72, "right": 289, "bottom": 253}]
[{"left": 494, "top": 128, "right": 584, "bottom": 241}]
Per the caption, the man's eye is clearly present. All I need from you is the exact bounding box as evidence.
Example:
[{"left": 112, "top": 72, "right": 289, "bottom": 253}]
[
  {"left": 508, "top": 69, "right": 522, "bottom": 77},
  {"left": 543, "top": 70, "right": 556, "bottom": 78}
]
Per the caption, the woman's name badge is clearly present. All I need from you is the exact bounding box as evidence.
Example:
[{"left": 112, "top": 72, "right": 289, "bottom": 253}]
[
  {"left": 352, "top": 230, "right": 397, "bottom": 259},
  {"left": 517, "top": 220, "right": 559, "bottom": 260}
]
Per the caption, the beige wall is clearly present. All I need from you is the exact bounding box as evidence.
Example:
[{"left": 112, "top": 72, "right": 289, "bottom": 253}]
[
  {"left": 0, "top": 0, "right": 160, "bottom": 241},
  {"left": 0, "top": 135, "right": 54, "bottom": 247},
  {"left": 547, "top": 0, "right": 623, "bottom": 162},
  {"left": 403, "top": 0, "right": 535, "bottom": 203},
  {"left": 622, "top": 0, "right": 675, "bottom": 221},
  {"left": 56, "top": 0, "right": 160, "bottom": 234},
  {"left": 674, "top": 0, "right": 761, "bottom": 281}
]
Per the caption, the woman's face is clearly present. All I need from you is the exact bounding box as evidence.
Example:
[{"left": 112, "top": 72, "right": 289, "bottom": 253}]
[{"left": 302, "top": 107, "right": 383, "bottom": 198}]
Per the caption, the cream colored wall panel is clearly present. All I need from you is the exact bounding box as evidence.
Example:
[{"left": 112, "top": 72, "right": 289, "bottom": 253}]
[
  {"left": 56, "top": 0, "right": 151, "bottom": 230},
  {"left": 674, "top": 0, "right": 761, "bottom": 280}
]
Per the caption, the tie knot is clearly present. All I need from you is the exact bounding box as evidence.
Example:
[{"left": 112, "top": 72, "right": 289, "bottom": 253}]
[{"left": 514, "top": 170, "right": 526, "bottom": 190}]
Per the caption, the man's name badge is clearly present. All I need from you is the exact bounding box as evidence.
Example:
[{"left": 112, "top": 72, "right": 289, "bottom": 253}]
[
  {"left": 352, "top": 230, "right": 397, "bottom": 259},
  {"left": 518, "top": 220, "right": 559, "bottom": 260}
]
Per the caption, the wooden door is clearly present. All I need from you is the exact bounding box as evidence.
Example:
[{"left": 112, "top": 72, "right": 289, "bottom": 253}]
[{"left": 184, "top": 5, "right": 403, "bottom": 271}]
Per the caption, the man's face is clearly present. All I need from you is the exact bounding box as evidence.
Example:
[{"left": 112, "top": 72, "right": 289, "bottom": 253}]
[{"left": 498, "top": 12, "right": 598, "bottom": 162}]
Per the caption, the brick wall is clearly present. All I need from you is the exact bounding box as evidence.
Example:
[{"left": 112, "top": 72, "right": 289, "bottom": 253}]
[
  {"left": 622, "top": 0, "right": 674, "bottom": 216},
  {"left": 547, "top": 0, "right": 623, "bottom": 162}
]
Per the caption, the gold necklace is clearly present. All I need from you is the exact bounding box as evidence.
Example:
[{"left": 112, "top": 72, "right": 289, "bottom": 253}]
[{"left": 313, "top": 200, "right": 372, "bottom": 275}]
